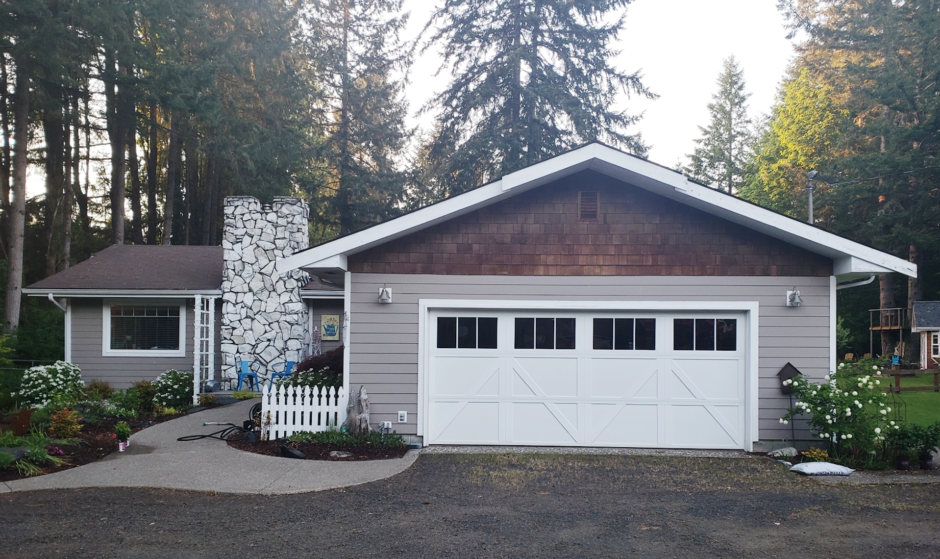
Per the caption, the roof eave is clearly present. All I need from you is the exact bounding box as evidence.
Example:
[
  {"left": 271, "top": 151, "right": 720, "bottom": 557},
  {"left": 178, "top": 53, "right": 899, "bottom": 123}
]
[{"left": 23, "top": 288, "right": 223, "bottom": 298}]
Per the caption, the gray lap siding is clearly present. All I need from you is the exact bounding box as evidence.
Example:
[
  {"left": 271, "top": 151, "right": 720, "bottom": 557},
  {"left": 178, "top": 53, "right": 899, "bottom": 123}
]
[
  {"left": 349, "top": 273, "right": 831, "bottom": 442},
  {"left": 69, "top": 298, "right": 222, "bottom": 388}
]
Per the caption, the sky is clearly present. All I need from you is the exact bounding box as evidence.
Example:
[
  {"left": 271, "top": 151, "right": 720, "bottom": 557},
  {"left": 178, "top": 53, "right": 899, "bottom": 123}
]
[{"left": 403, "top": 0, "right": 798, "bottom": 169}]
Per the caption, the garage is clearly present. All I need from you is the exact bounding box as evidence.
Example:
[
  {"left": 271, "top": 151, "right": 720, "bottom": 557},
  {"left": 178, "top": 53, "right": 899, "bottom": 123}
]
[{"left": 426, "top": 308, "right": 748, "bottom": 449}]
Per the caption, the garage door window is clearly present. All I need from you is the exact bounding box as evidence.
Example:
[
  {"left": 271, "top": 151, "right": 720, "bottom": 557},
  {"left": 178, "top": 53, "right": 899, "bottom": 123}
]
[
  {"left": 437, "top": 317, "right": 498, "bottom": 349},
  {"left": 593, "top": 318, "right": 656, "bottom": 350},
  {"left": 514, "top": 317, "right": 576, "bottom": 350},
  {"left": 673, "top": 318, "right": 737, "bottom": 351}
]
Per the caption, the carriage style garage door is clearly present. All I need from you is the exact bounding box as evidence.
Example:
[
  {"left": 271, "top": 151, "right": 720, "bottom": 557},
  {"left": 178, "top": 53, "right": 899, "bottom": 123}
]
[{"left": 426, "top": 309, "right": 748, "bottom": 449}]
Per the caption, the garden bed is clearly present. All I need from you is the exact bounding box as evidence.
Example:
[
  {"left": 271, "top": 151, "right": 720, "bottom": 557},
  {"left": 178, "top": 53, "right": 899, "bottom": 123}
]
[{"left": 226, "top": 431, "right": 409, "bottom": 461}]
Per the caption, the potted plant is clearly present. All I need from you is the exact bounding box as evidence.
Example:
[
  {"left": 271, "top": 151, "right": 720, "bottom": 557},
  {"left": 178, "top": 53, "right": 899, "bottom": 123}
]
[
  {"left": 915, "top": 422, "right": 940, "bottom": 470},
  {"left": 114, "top": 421, "right": 131, "bottom": 452},
  {"left": 888, "top": 423, "right": 920, "bottom": 470}
]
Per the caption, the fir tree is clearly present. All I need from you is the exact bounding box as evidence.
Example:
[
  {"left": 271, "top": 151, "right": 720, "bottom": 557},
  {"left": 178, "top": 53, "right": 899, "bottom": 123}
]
[
  {"left": 686, "top": 56, "right": 753, "bottom": 194},
  {"left": 421, "top": 0, "right": 655, "bottom": 196}
]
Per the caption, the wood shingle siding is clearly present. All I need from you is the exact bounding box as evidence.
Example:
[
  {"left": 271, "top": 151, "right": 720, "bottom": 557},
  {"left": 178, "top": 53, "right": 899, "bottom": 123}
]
[
  {"left": 348, "top": 273, "right": 832, "bottom": 440},
  {"left": 348, "top": 171, "right": 833, "bottom": 277}
]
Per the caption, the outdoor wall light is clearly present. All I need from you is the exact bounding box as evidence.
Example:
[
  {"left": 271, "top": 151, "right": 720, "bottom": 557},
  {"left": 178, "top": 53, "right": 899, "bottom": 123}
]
[
  {"left": 378, "top": 286, "right": 392, "bottom": 304},
  {"left": 786, "top": 288, "right": 802, "bottom": 307}
]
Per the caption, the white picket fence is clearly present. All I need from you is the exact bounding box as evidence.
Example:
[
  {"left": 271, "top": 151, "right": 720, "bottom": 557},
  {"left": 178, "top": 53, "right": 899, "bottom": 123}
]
[{"left": 261, "top": 385, "right": 347, "bottom": 440}]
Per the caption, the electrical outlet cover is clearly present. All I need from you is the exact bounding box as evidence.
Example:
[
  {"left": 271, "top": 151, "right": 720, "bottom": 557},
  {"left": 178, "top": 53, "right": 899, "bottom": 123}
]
[{"left": 398, "top": 411, "right": 407, "bottom": 423}]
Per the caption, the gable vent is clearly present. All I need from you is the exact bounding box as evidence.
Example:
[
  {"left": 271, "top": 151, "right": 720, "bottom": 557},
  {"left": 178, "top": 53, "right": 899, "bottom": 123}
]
[{"left": 579, "top": 191, "right": 599, "bottom": 220}]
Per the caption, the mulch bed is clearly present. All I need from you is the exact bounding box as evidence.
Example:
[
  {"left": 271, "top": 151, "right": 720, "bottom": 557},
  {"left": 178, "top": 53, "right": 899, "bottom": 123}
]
[{"left": 226, "top": 431, "right": 409, "bottom": 461}]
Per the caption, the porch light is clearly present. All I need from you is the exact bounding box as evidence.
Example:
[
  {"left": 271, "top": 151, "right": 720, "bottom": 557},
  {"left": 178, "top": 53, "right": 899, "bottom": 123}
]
[
  {"left": 786, "top": 289, "right": 802, "bottom": 307},
  {"left": 378, "top": 286, "right": 392, "bottom": 304}
]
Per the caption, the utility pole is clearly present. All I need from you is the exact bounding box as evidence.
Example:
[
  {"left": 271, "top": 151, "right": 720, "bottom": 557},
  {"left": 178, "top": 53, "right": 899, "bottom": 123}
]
[{"left": 807, "top": 170, "right": 818, "bottom": 224}]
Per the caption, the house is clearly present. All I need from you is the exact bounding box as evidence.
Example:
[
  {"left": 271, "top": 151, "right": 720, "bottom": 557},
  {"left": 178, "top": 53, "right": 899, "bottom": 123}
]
[
  {"left": 276, "top": 143, "right": 914, "bottom": 451},
  {"left": 912, "top": 301, "right": 940, "bottom": 370},
  {"left": 23, "top": 203, "right": 344, "bottom": 390},
  {"left": 26, "top": 142, "right": 915, "bottom": 451}
]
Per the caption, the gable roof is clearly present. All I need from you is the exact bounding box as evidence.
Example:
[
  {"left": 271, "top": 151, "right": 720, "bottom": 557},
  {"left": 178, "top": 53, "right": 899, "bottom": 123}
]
[
  {"left": 278, "top": 143, "right": 915, "bottom": 281},
  {"left": 913, "top": 301, "right": 940, "bottom": 331},
  {"left": 24, "top": 245, "right": 223, "bottom": 296}
]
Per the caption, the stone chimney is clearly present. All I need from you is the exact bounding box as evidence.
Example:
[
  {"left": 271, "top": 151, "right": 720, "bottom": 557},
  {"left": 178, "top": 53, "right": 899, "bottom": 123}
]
[{"left": 220, "top": 196, "right": 309, "bottom": 379}]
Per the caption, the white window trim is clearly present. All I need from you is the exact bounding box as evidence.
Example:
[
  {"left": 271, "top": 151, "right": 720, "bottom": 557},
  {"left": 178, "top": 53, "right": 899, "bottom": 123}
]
[
  {"left": 102, "top": 298, "right": 187, "bottom": 357},
  {"left": 932, "top": 332, "right": 940, "bottom": 359},
  {"left": 417, "top": 299, "right": 760, "bottom": 451}
]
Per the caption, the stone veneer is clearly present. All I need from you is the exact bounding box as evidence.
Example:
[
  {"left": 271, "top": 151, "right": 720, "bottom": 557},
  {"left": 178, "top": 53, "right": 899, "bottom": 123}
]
[{"left": 220, "top": 196, "right": 309, "bottom": 379}]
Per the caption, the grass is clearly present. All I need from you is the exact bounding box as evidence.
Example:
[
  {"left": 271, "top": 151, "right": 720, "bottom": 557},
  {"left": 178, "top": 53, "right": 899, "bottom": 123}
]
[{"left": 895, "top": 372, "right": 940, "bottom": 426}]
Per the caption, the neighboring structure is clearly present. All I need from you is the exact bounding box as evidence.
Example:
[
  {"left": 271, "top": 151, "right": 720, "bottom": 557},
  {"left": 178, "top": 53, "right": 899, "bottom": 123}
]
[
  {"left": 912, "top": 301, "right": 940, "bottom": 370},
  {"left": 23, "top": 197, "right": 343, "bottom": 394},
  {"left": 278, "top": 143, "right": 916, "bottom": 451}
]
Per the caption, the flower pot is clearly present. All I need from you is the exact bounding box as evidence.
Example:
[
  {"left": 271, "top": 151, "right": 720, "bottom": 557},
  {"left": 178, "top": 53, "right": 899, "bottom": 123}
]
[
  {"left": 897, "top": 457, "right": 911, "bottom": 471},
  {"left": 118, "top": 441, "right": 127, "bottom": 452}
]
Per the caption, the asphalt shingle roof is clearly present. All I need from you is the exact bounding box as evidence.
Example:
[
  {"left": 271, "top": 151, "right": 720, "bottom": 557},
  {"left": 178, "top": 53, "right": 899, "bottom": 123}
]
[{"left": 913, "top": 301, "right": 940, "bottom": 330}]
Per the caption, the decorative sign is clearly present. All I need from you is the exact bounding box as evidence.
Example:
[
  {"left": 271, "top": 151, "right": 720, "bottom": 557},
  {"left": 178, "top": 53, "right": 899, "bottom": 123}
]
[{"left": 321, "top": 315, "right": 340, "bottom": 341}]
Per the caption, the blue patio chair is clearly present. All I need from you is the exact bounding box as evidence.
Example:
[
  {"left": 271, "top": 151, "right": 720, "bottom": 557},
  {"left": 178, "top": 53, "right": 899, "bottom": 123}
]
[
  {"left": 268, "top": 361, "right": 296, "bottom": 390},
  {"left": 236, "top": 360, "right": 262, "bottom": 392}
]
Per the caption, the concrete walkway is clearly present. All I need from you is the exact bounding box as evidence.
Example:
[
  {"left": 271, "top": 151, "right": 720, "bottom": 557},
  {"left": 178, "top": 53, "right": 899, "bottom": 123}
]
[{"left": 0, "top": 400, "right": 419, "bottom": 495}]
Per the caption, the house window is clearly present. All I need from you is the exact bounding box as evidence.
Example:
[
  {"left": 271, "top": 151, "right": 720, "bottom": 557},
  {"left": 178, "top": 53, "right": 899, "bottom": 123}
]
[
  {"left": 103, "top": 301, "right": 187, "bottom": 356},
  {"left": 933, "top": 332, "right": 940, "bottom": 359},
  {"left": 579, "top": 191, "right": 599, "bottom": 220},
  {"left": 674, "top": 318, "right": 736, "bottom": 351},
  {"left": 514, "top": 317, "right": 576, "bottom": 349},
  {"left": 437, "top": 317, "right": 497, "bottom": 349},
  {"left": 593, "top": 318, "right": 656, "bottom": 350}
]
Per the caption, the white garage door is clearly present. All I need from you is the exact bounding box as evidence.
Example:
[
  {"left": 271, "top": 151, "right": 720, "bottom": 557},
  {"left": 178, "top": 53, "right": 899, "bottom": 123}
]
[{"left": 426, "top": 310, "right": 747, "bottom": 449}]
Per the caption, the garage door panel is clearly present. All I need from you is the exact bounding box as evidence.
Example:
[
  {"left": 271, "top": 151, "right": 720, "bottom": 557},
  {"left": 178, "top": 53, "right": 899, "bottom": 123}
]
[
  {"left": 511, "top": 402, "right": 578, "bottom": 444},
  {"left": 431, "top": 401, "right": 500, "bottom": 442},
  {"left": 591, "top": 358, "right": 660, "bottom": 399},
  {"left": 511, "top": 357, "right": 578, "bottom": 398},
  {"left": 669, "top": 359, "right": 742, "bottom": 401},
  {"left": 430, "top": 356, "right": 500, "bottom": 397},
  {"left": 669, "top": 405, "right": 742, "bottom": 448},
  {"left": 590, "top": 404, "right": 659, "bottom": 445}
]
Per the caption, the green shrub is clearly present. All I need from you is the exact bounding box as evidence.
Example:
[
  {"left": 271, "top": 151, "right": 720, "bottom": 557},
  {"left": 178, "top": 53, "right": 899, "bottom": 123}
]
[
  {"left": 85, "top": 379, "right": 114, "bottom": 399},
  {"left": 231, "top": 390, "right": 260, "bottom": 400},
  {"left": 122, "top": 380, "right": 157, "bottom": 417},
  {"left": 152, "top": 370, "right": 193, "bottom": 409},
  {"left": 781, "top": 361, "right": 893, "bottom": 468},
  {"left": 276, "top": 366, "right": 342, "bottom": 391},
  {"left": 287, "top": 429, "right": 405, "bottom": 450},
  {"left": 48, "top": 408, "right": 82, "bottom": 439},
  {"left": 13, "top": 361, "right": 84, "bottom": 408},
  {"left": 0, "top": 451, "right": 15, "bottom": 469},
  {"left": 114, "top": 421, "right": 131, "bottom": 441},
  {"left": 198, "top": 393, "right": 217, "bottom": 407}
]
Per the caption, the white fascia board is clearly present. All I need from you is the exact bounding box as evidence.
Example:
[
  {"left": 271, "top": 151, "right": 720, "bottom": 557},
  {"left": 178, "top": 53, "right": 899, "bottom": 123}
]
[
  {"left": 300, "top": 290, "right": 345, "bottom": 299},
  {"left": 833, "top": 256, "right": 893, "bottom": 277},
  {"left": 22, "top": 289, "right": 221, "bottom": 298},
  {"left": 278, "top": 253, "right": 347, "bottom": 274},
  {"left": 275, "top": 142, "right": 916, "bottom": 278}
]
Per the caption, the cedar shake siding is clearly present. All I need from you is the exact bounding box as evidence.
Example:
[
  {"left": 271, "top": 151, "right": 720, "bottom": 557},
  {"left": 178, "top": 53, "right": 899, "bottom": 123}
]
[{"left": 348, "top": 171, "right": 832, "bottom": 277}]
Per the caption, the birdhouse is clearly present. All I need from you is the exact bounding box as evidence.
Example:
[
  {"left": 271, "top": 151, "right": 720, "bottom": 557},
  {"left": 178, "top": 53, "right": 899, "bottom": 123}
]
[{"left": 778, "top": 362, "right": 802, "bottom": 395}]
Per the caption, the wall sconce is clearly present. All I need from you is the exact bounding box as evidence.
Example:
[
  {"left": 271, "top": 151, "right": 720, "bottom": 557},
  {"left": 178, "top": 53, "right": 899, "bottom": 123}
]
[
  {"left": 378, "top": 286, "right": 392, "bottom": 304},
  {"left": 786, "top": 288, "right": 802, "bottom": 307}
]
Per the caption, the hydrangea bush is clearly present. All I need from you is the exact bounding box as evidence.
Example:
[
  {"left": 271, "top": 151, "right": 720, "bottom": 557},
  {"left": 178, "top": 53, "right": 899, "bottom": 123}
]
[
  {"left": 14, "top": 361, "right": 84, "bottom": 408},
  {"left": 780, "top": 362, "right": 896, "bottom": 467},
  {"left": 152, "top": 369, "right": 194, "bottom": 409}
]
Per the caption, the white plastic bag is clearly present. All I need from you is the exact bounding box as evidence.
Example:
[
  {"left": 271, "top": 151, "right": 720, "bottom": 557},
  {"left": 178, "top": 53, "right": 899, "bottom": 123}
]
[{"left": 789, "top": 462, "right": 854, "bottom": 476}]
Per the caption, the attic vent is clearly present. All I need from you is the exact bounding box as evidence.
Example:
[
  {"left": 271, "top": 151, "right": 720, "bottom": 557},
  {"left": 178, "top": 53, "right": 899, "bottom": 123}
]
[{"left": 579, "top": 191, "right": 599, "bottom": 220}]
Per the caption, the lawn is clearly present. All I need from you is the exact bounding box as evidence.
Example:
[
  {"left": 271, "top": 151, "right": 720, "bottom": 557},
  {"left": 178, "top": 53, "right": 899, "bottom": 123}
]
[{"left": 895, "top": 372, "right": 940, "bottom": 426}]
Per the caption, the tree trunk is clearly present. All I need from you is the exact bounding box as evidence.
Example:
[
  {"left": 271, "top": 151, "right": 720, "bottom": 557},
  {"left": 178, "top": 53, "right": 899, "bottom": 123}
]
[
  {"left": 4, "top": 67, "right": 29, "bottom": 333},
  {"left": 337, "top": 1, "right": 353, "bottom": 236},
  {"left": 162, "top": 109, "right": 181, "bottom": 245},
  {"left": 42, "top": 98, "right": 65, "bottom": 276},
  {"left": 146, "top": 101, "right": 158, "bottom": 245},
  {"left": 207, "top": 157, "right": 220, "bottom": 245},
  {"left": 202, "top": 155, "right": 215, "bottom": 246},
  {"left": 879, "top": 273, "right": 897, "bottom": 356},
  {"left": 127, "top": 114, "right": 145, "bottom": 244},
  {"left": 105, "top": 51, "right": 128, "bottom": 245},
  {"left": 906, "top": 244, "right": 923, "bottom": 362},
  {"left": 0, "top": 56, "right": 11, "bottom": 260},
  {"left": 185, "top": 138, "right": 200, "bottom": 245},
  {"left": 60, "top": 93, "right": 73, "bottom": 271},
  {"left": 74, "top": 92, "right": 91, "bottom": 233}
]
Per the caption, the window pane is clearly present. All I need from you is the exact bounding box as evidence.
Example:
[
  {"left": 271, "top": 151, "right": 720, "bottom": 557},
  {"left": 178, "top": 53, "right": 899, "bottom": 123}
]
[
  {"left": 614, "top": 318, "right": 634, "bottom": 350},
  {"left": 593, "top": 318, "right": 613, "bottom": 350},
  {"left": 674, "top": 319, "right": 694, "bottom": 351},
  {"left": 515, "top": 318, "right": 535, "bottom": 349},
  {"left": 478, "top": 318, "right": 498, "bottom": 349},
  {"left": 110, "top": 305, "right": 180, "bottom": 350},
  {"left": 535, "top": 318, "right": 555, "bottom": 349},
  {"left": 437, "top": 317, "right": 457, "bottom": 348},
  {"left": 696, "top": 319, "right": 715, "bottom": 351},
  {"left": 556, "top": 318, "right": 576, "bottom": 349},
  {"left": 457, "top": 317, "right": 476, "bottom": 348},
  {"left": 716, "top": 319, "right": 737, "bottom": 351},
  {"left": 635, "top": 319, "right": 656, "bottom": 350}
]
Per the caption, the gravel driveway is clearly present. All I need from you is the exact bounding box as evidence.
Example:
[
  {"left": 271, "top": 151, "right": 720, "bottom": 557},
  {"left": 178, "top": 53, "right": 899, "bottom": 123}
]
[{"left": 3, "top": 454, "right": 939, "bottom": 558}]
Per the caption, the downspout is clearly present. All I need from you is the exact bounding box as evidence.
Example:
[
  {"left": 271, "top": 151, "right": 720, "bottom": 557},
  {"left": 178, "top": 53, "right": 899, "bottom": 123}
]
[
  {"left": 836, "top": 275, "right": 876, "bottom": 291},
  {"left": 47, "top": 292, "right": 67, "bottom": 311}
]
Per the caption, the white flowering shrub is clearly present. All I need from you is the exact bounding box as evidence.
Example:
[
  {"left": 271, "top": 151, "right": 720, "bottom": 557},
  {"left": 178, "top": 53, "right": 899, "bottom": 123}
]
[
  {"left": 152, "top": 369, "right": 194, "bottom": 409},
  {"left": 780, "top": 362, "right": 893, "bottom": 467},
  {"left": 14, "top": 361, "right": 84, "bottom": 408}
]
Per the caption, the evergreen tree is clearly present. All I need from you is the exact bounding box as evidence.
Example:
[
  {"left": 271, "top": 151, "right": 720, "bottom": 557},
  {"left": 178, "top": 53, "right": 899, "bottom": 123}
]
[
  {"left": 303, "top": 0, "right": 411, "bottom": 237},
  {"left": 422, "top": 0, "right": 655, "bottom": 196},
  {"left": 685, "top": 56, "right": 752, "bottom": 194}
]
